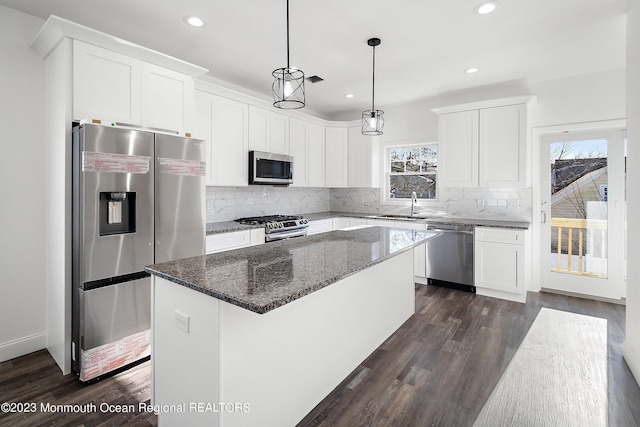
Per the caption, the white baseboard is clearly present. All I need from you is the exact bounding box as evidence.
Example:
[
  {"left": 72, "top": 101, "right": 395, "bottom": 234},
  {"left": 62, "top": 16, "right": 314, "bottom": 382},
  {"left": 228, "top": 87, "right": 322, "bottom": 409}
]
[
  {"left": 0, "top": 332, "right": 47, "bottom": 363},
  {"left": 624, "top": 336, "right": 640, "bottom": 387}
]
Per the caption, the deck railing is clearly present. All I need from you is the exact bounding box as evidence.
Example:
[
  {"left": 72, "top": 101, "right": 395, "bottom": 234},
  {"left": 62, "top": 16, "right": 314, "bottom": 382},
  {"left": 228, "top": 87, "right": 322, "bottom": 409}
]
[{"left": 550, "top": 217, "right": 608, "bottom": 277}]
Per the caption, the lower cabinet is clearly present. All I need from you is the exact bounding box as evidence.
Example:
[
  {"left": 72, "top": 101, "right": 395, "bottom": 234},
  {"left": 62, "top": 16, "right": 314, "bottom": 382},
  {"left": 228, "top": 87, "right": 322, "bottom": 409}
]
[
  {"left": 307, "top": 218, "right": 334, "bottom": 235},
  {"left": 474, "top": 227, "right": 526, "bottom": 303},
  {"left": 206, "top": 228, "right": 265, "bottom": 254}
]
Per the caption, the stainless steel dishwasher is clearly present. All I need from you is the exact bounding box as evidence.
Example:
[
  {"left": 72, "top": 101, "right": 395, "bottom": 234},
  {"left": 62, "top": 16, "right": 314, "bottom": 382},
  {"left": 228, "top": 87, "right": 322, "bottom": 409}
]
[{"left": 425, "top": 223, "right": 475, "bottom": 292}]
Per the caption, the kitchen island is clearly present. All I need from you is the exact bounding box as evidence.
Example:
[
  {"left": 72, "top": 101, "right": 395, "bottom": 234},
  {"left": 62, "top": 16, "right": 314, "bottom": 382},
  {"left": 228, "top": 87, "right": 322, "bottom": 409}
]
[{"left": 145, "top": 226, "right": 439, "bottom": 427}]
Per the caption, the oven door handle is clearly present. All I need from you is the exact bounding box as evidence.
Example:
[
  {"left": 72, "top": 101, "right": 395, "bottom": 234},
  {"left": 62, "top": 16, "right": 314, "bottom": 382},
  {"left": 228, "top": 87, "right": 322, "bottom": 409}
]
[{"left": 265, "top": 228, "right": 308, "bottom": 242}]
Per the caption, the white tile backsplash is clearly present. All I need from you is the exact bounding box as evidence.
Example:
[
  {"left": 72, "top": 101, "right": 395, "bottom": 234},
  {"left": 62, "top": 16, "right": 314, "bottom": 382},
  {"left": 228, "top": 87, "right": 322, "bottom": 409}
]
[
  {"left": 206, "top": 186, "right": 331, "bottom": 222},
  {"left": 330, "top": 187, "right": 532, "bottom": 222},
  {"left": 206, "top": 186, "right": 532, "bottom": 223}
]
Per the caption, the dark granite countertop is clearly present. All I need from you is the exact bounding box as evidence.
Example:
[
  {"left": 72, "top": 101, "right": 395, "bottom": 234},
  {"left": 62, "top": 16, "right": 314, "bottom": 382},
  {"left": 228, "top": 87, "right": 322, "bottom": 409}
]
[
  {"left": 147, "top": 226, "right": 439, "bottom": 314},
  {"left": 205, "top": 212, "right": 529, "bottom": 235}
]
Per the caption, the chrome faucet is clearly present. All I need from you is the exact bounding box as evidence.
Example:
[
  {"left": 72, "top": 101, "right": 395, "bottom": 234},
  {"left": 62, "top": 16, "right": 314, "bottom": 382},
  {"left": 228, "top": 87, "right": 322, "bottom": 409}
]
[{"left": 410, "top": 191, "right": 418, "bottom": 217}]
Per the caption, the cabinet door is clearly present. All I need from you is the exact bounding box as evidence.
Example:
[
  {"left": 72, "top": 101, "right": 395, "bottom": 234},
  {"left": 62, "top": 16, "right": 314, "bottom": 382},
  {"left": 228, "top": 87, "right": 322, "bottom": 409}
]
[
  {"left": 73, "top": 40, "right": 141, "bottom": 124},
  {"left": 205, "top": 231, "right": 251, "bottom": 254},
  {"left": 213, "top": 97, "right": 249, "bottom": 186},
  {"left": 348, "top": 127, "right": 380, "bottom": 188},
  {"left": 307, "top": 219, "right": 333, "bottom": 235},
  {"left": 307, "top": 124, "right": 326, "bottom": 188},
  {"left": 289, "top": 118, "right": 308, "bottom": 187},
  {"left": 439, "top": 110, "right": 479, "bottom": 187},
  {"left": 325, "top": 127, "right": 348, "bottom": 188},
  {"left": 248, "top": 106, "right": 270, "bottom": 152},
  {"left": 141, "top": 63, "right": 194, "bottom": 134},
  {"left": 194, "top": 91, "right": 216, "bottom": 185},
  {"left": 475, "top": 240, "right": 524, "bottom": 294},
  {"left": 269, "top": 112, "right": 289, "bottom": 155},
  {"left": 479, "top": 104, "right": 526, "bottom": 187}
]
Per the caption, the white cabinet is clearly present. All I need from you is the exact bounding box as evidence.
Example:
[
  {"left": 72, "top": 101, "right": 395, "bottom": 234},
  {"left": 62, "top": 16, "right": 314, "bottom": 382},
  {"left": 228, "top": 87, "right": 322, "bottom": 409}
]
[
  {"left": 332, "top": 217, "right": 351, "bottom": 230},
  {"left": 479, "top": 105, "right": 526, "bottom": 187},
  {"left": 73, "top": 40, "right": 141, "bottom": 124},
  {"left": 248, "top": 106, "right": 289, "bottom": 155},
  {"left": 290, "top": 118, "right": 325, "bottom": 187},
  {"left": 475, "top": 227, "right": 526, "bottom": 303},
  {"left": 73, "top": 40, "right": 194, "bottom": 134},
  {"left": 141, "top": 62, "right": 194, "bottom": 134},
  {"left": 435, "top": 99, "right": 529, "bottom": 188},
  {"left": 325, "top": 127, "right": 349, "bottom": 188},
  {"left": 194, "top": 90, "right": 248, "bottom": 186},
  {"left": 438, "top": 110, "right": 479, "bottom": 187},
  {"left": 307, "top": 218, "right": 333, "bottom": 235},
  {"left": 206, "top": 230, "right": 251, "bottom": 254},
  {"left": 348, "top": 126, "right": 379, "bottom": 188}
]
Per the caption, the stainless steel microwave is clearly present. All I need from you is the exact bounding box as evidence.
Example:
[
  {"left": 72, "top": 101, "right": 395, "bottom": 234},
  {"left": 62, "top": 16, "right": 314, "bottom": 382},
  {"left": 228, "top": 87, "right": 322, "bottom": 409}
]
[{"left": 249, "top": 151, "right": 294, "bottom": 185}]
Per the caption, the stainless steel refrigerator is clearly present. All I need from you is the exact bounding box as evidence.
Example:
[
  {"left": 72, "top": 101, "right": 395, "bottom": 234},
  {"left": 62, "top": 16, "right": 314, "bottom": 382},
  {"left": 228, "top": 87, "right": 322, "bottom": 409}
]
[{"left": 72, "top": 123, "right": 205, "bottom": 382}]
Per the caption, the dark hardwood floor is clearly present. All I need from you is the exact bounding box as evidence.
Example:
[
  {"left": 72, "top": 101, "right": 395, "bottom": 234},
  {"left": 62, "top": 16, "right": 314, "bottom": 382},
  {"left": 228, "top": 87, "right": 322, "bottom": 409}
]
[
  {"left": 298, "top": 286, "right": 640, "bottom": 427},
  {"left": 1, "top": 285, "right": 639, "bottom": 426},
  {"left": 0, "top": 352, "right": 156, "bottom": 426}
]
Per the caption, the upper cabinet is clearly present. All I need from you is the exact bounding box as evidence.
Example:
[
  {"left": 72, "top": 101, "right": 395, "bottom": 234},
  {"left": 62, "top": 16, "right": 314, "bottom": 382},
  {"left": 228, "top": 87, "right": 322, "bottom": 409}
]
[
  {"left": 434, "top": 96, "right": 533, "bottom": 189},
  {"left": 348, "top": 126, "right": 380, "bottom": 188},
  {"left": 194, "top": 90, "right": 248, "bottom": 186},
  {"left": 73, "top": 40, "right": 141, "bottom": 125},
  {"left": 248, "top": 106, "right": 289, "bottom": 155},
  {"left": 290, "top": 118, "right": 325, "bottom": 187},
  {"left": 325, "top": 127, "right": 348, "bottom": 188},
  {"left": 73, "top": 40, "right": 195, "bottom": 134},
  {"left": 140, "top": 63, "right": 194, "bottom": 133},
  {"left": 479, "top": 104, "right": 526, "bottom": 187},
  {"left": 438, "top": 110, "right": 479, "bottom": 187}
]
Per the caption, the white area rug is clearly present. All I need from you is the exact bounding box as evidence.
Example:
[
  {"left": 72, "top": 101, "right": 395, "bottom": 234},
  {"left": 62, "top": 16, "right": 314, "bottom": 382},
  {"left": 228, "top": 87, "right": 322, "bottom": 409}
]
[{"left": 473, "top": 308, "right": 608, "bottom": 427}]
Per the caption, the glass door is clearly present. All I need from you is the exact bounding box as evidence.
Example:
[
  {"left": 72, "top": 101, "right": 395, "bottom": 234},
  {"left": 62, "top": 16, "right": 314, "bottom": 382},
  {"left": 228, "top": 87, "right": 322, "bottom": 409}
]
[{"left": 541, "top": 129, "right": 626, "bottom": 300}]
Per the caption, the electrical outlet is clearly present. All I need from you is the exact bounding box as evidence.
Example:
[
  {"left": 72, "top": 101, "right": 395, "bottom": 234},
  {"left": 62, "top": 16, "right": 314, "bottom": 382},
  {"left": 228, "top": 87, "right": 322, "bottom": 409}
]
[
  {"left": 507, "top": 199, "right": 517, "bottom": 208},
  {"left": 175, "top": 311, "right": 190, "bottom": 333}
]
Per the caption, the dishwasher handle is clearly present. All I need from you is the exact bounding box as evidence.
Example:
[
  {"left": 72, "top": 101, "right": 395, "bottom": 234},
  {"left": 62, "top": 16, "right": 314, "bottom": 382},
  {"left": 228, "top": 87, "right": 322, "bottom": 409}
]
[{"left": 427, "top": 226, "right": 474, "bottom": 235}]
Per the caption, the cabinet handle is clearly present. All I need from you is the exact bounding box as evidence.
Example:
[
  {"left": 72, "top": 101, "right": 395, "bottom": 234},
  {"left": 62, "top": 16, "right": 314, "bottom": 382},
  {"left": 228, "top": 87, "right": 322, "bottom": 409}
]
[
  {"left": 541, "top": 211, "right": 547, "bottom": 224},
  {"left": 515, "top": 251, "right": 518, "bottom": 288}
]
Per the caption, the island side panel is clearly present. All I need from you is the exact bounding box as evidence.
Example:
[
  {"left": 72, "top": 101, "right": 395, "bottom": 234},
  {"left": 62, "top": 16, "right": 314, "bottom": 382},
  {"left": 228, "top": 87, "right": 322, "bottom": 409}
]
[
  {"left": 152, "top": 276, "right": 221, "bottom": 427},
  {"left": 219, "top": 250, "right": 415, "bottom": 427}
]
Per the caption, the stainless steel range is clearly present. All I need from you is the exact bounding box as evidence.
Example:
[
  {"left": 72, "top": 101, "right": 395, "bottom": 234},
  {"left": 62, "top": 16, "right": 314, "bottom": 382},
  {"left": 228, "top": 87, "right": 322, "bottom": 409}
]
[{"left": 236, "top": 215, "right": 309, "bottom": 242}]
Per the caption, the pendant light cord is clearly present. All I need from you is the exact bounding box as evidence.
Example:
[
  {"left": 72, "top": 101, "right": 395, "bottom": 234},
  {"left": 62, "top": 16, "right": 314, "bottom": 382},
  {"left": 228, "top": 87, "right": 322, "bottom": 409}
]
[
  {"left": 371, "top": 44, "right": 376, "bottom": 111},
  {"left": 286, "top": 0, "right": 290, "bottom": 69}
]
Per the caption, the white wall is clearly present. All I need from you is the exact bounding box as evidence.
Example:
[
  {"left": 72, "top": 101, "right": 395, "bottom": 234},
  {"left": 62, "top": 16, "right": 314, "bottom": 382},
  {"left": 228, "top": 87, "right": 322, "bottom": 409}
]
[
  {"left": 0, "top": 6, "right": 47, "bottom": 362},
  {"left": 624, "top": 0, "right": 640, "bottom": 384}
]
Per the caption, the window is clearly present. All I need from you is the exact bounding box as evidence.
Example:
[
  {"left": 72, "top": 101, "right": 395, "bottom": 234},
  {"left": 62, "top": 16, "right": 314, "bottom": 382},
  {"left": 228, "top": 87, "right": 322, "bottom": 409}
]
[{"left": 386, "top": 144, "right": 437, "bottom": 200}]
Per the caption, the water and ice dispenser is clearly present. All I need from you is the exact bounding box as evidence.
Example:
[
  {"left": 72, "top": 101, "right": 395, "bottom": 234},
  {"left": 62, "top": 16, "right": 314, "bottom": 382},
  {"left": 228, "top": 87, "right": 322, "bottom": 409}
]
[{"left": 99, "top": 191, "right": 136, "bottom": 235}]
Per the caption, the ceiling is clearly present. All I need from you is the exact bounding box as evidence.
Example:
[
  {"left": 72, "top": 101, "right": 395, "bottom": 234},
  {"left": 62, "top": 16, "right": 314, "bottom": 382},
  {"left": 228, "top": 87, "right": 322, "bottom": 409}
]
[{"left": 0, "top": 0, "right": 629, "bottom": 120}]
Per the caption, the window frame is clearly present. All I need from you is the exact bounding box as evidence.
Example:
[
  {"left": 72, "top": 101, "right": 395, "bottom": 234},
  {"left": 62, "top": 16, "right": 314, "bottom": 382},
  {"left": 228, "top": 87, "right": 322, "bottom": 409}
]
[{"left": 381, "top": 141, "right": 439, "bottom": 206}]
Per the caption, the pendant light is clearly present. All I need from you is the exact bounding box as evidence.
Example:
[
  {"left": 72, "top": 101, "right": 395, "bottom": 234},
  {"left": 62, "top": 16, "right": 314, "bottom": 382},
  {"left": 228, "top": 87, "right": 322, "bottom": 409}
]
[
  {"left": 362, "top": 37, "right": 384, "bottom": 135},
  {"left": 272, "top": 0, "right": 305, "bottom": 109}
]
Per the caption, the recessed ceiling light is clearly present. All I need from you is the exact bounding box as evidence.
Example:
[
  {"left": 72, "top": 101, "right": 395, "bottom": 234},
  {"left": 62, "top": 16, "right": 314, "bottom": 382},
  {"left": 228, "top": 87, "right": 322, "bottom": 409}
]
[
  {"left": 475, "top": 1, "right": 497, "bottom": 15},
  {"left": 465, "top": 67, "right": 479, "bottom": 74},
  {"left": 345, "top": 93, "right": 355, "bottom": 99},
  {"left": 184, "top": 16, "right": 204, "bottom": 27}
]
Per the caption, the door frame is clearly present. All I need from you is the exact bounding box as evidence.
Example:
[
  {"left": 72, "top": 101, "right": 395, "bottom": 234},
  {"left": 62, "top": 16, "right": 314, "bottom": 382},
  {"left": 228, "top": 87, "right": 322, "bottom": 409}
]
[{"left": 531, "top": 119, "right": 626, "bottom": 294}]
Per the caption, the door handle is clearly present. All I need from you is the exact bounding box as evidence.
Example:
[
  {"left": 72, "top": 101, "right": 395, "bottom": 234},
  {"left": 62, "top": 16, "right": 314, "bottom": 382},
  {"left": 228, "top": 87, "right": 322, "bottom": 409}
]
[{"left": 541, "top": 211, "right": 547, "bottom": 224}]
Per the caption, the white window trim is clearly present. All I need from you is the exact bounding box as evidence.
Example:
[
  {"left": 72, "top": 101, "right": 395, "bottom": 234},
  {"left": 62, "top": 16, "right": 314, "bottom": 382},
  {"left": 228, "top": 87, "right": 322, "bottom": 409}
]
[{"left": 380, "top": 140, "right": 439, "bottom": 206}]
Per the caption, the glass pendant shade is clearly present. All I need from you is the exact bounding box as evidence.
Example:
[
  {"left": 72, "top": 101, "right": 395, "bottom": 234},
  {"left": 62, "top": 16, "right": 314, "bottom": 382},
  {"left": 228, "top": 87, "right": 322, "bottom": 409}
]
[
  {"left": 362, "top": 109, "right": 384, "bottom": 135},
  {"left": 272, "top": 67, "right": 305, "bottom": 109}
]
